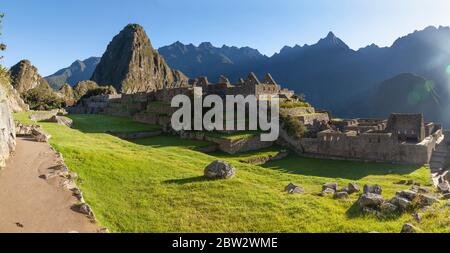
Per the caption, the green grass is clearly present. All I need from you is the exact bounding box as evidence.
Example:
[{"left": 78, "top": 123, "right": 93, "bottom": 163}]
[
  {"left": 280, "top": 101, "right": 311, "bottom": 109},
  {"left": 205, "top": 130, "right": 261, "bottom": 140},
  {"left": 132, "top": 135, "right": 213, "bottom": 150},
  {"left": 213, "top": 145, "right": 285, "bottom": 163},
  {"left": 15, "top": 113, "right": 161, "bottom": 133},
  {"left": 14, "top": 112, "right": 450, "bottom": 233}
]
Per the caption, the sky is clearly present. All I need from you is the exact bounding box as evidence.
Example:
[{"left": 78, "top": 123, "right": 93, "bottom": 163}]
[{"left": 2, "top": 0, "right": 450, "bottom": 76}]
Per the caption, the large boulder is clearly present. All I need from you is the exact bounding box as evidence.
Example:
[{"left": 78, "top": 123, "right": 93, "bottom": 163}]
[
  {"left": 363, "top": 184, "right": 382, "bottom": 195},
  {"left": 204, "top": 160, "right": 236, "bottom": 179},
  {"left": 284, "top": 183, "right": 305, "bottom": 194},
  {"left": 380, "top": 202, "right": 398, "bottom": 214},
  {"left": 43, "top": 115, "right": 73, "bottom": 127},
  {"left": 390, "top": 196, "right": 412, "bottom": 210},
  {"left": 358, "top": 193, "right": 385, "bottom": 208},
  {"left": 31, "top": 127, "right": 51, "bottom": 142},
  {"left": 401, "top": 223, "right": 419, "bottom": 233},
  {"left": 437, "top": 182, "right": 450, "bottom": 193},
  {"left": 320, "top": 188, "right": 335, "bottom": 196},
  {"left": 322, "top": 182, "right": 338, "bottom": 191},
  {"left": 334, "top": 191, "right": 349, "bottom": 199},
  {"left": 443, "top": 171, "right": 450, "bottom": 182},
  {"left": 347, "top": 182, "right": 361, "bottom": 194},
  {"left": 396, "top": 190, "right": 417, "bottom": 201},
  {"left": 415, "top": 194, "right": 440, "bottom": 207}
]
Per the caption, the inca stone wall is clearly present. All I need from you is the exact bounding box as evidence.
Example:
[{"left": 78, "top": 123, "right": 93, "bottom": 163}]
[
  {"left": 281, "top": 128, "right": 443, "bottom": 165},
  {"left": 0, "top": 80, "right": 17, "bottom": 168},
  {"left": 204, "top": 135, "right": 274, "bottom": 155}
]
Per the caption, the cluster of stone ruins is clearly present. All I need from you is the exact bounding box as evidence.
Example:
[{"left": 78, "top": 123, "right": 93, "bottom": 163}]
[
  {"left": 69, "top": 72, "right": 449, "bottom": 169},
  {"left": 1, "top": 23, "right": 445, "bottom": 170}
]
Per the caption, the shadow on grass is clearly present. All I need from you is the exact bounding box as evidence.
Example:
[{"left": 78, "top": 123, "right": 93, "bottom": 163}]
[
  {"left": 163, "top": 176, "right": 209, "bottom": 185},
  {"left": 130, "top": 135, "right": 213, "bottom": 149},
  {"left": 67, "top": 114, "right": 161, "bottom": 134},
  {"left": 261, "top": 155, "right": 422, "bottom": 180}
]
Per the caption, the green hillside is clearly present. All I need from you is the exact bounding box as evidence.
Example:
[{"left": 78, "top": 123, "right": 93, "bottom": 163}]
[{"left": 14, "top": 113, "right": 450, "bottom": 233}]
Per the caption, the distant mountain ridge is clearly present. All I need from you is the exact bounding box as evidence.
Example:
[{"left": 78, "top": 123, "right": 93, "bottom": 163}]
[
  {"left": 46, "top": 25, "right": 450, "bottom": 125},
  {"left": 45, "top": 57, "right": 100, "bottom": 90},
  {"left": 158, "top": 41, "right": 268, "bottom": 81}
]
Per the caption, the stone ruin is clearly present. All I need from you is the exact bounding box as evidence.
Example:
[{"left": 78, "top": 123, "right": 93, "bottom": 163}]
[
  {"left": 69, "top": 72, "right": 294, "bottom": 127},
  {"left": 280, "top": 113, "right": 445, "bottom": 165},
  {"left": 67, "top": 71, "right": 449, "bottom": 166},
  {"left": 190, "top": 72, "right": 295, "bottom": 98}
]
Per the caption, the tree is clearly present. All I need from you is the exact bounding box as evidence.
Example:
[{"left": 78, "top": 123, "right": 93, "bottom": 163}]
[{"left": 0, "top": 13, "right": 5, "bottom": 60}]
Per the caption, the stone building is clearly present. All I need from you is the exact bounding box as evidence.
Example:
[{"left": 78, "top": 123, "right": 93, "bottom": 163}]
[
  {"left": 191, "top": 72, "right": 295, "bottom": 98},
  {"left": 280, "top": 113, "right": 444, "bottom": 165}
]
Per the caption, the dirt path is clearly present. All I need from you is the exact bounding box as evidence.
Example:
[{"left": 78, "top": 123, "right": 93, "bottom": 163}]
[{"left": 0, "top": 137, "right": 99, "bottom": 233}]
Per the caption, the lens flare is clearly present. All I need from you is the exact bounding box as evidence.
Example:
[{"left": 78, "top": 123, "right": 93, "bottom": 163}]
[{"left": 446, "top": 65, "right": 450, "bottom": 75}]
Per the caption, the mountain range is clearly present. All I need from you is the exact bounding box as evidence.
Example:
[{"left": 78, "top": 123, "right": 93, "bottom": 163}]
[
  {"left": 46, "top": 57, "right": 100, "bottom": 90},
  {"left": 44, "top": 26, "right": 450, "bottom": 125}
]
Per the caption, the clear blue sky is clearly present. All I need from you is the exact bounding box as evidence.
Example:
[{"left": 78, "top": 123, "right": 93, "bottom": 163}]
[{"left": 2, "top": 0, "right": 450, "bottom": 76}]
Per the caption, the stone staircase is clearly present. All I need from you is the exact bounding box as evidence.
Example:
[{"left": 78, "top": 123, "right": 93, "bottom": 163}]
[{"left": 430, "top": 135, "right": 449, "bottom": 185}]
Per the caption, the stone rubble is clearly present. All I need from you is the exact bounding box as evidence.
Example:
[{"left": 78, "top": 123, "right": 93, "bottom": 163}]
[{"left": 284, "top": 183, "right": 305, "bottom": 194}]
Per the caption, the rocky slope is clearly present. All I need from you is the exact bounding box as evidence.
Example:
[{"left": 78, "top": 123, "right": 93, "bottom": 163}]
[
  {"left": 9, "top": 60, "right": 44, "bottom": 94},
  {"left": 0, "top": 75, "right": 16, "bottom": 168},
  {"left": 45, "top": 57, "right": 100, "bottom": 90},
  {"left": 9, "top": 60, "right": 65, "bottom": 110},
  {"left": 91, "top": 24, "right": 188, "bottom": 93},
  {"left": 57, "top": 84, "right": 76, "bottom": 106},
  {"left": 0, "top": 69, "right": 28, "bottom": 113}
]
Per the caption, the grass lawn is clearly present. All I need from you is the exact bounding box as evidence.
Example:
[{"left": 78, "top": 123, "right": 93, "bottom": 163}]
[
  {"left": 205, "top": 130, "right": 261, "bottom": 140},
  {"left": 14, "top": 112, "right": 450, "bottom": 233}
]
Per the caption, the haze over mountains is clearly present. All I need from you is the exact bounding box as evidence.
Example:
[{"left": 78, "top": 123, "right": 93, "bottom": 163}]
[{"left": 44, "top": 25, "right": 450, "bottom": 125}]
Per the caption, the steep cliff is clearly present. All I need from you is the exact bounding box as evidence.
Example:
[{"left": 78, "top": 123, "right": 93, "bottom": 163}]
[
  {"left": 91, "top": 24, "right": 188, "bottom": 93},
  {"left": 9, "top": 60, "right": 64, "bottom": 110},
  {"left": 0, "top": 74, "right": 16, "bottom": 168},
  {"left": 0, "top": 69, "right": 28, "bottom": 113},
  {"left": 9, "top": 60, "right": 43, "bottom": 94}
]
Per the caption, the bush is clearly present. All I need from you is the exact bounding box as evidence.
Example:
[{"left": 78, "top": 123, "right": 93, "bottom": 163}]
[
  {"left": 80, "top": 86, "right": 117, "bottom": 100},
  {"left": 280, "top": 100, "right": 311, "bottom": 109},
  {"left": 280, "top": 112, "right": 308, "bottom": 138},
  {"left": 22, "top": 81, "right": 65, "bottom": 110},
  {"left": 0, "top": 65, "right": 9, "bottom": 83}
]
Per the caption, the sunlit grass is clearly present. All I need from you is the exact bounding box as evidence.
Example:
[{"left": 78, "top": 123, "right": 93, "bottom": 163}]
[{"left": 13, "top": 112, "right": 450, "bottom": 233}]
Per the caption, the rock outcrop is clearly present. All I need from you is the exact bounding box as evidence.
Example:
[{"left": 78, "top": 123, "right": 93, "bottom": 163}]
[
  {"left": 57, "top": 84, "right": 76, "bottom": 106},
  {"left": 0, "top": 78, "right": 16, "bottom": 168},
  {"left": 9, "top": 59, "right": 64, "bottom": 110},
  {"left": 91, "top": 24, "right": 188, "bottom": 93},
  {"left": 9, "top": 60, "right": 44, "bottom": 94}
]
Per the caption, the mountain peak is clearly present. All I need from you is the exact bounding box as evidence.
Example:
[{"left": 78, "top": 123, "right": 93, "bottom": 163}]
[
  {"left": 315, "top": 31, "right": 349, "bottom": 50},
  {"left": 326, "top": 31, "right": 336, "bottom": 39},
  {"left": 199, "top": 42, "right": 213, "bottom": 49},
  {"left": 91, "top": 24, "right": 187, "bottom": 93}
]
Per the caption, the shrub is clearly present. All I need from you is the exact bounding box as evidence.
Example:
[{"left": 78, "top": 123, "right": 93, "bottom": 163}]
[
  {"left": 80, "top": 85, "right": 117, "bottom": 100},
  {"left": 22, "top": 81, "right": 65, "bottom": 110},
  {"left": 280, "top": 112, "right": 308, "bottom": 138},
  {"left": 280, "top": 100, "right": 311, "bottom": 109}
]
